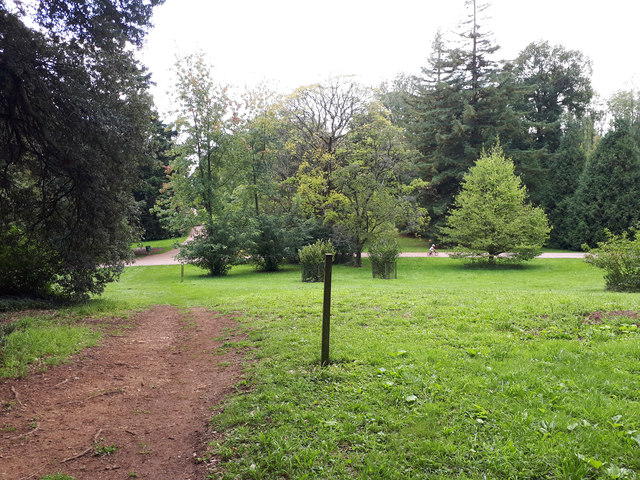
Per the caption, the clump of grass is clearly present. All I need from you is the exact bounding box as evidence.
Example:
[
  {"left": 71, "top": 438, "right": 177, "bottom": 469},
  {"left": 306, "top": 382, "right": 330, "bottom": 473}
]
[{"left": 40, "top": 474, "right": 76, "bottom": 480}]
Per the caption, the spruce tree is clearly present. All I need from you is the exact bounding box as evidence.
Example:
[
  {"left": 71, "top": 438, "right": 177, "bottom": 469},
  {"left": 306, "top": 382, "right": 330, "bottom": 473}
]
[{"left": 409, "top": 1, "right": 519, "bottom": 237}]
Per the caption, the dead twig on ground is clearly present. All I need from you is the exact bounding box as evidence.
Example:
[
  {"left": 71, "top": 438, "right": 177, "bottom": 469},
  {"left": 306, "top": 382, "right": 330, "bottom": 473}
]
[
  {"left": 10, "top": 386, "right": 25, "bottom": 409},
  {"left": 61, "top": 428, "right": 102, "bottom": 463}
]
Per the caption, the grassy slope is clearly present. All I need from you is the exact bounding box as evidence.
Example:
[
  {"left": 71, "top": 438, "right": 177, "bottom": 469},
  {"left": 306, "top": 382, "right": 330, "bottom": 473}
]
[{"left": 95, "top": 259, "right": 640, "bottom": 479}]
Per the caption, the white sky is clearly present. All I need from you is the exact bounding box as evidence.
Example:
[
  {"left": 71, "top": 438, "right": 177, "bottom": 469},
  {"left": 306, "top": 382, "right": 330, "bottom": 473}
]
[{"left": 139, "top": 0, "right": 640, "bottom": 117}]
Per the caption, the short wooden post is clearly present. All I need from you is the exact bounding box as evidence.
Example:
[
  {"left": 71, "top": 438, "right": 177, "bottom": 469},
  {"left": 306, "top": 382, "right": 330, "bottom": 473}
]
[
  {"left": 181, "top": 263, "right": 184, "bottom": 283},
  {"left": 321, "top": 253, "right": 333, "bottom": 366}
]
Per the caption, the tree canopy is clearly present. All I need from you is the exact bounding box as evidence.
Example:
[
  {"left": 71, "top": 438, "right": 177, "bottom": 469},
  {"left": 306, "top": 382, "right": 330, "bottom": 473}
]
[{"left": 0, "top": 1, "right": 162, "bottom": 300}]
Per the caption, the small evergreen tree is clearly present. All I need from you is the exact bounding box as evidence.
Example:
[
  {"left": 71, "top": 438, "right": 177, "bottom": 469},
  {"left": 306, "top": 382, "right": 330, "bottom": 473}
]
[{"left": 441, "top": 145, "right": 550, "bottom": 265}]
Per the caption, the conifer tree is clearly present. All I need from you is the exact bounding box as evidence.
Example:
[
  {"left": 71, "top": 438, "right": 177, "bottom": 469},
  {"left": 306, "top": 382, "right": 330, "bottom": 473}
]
[
  {"left": 409, "top": 1, "right": 520, "bottom": 236},
  {"left": 570, "top": 121, "right": 640, "bottom": 249},
  {"left": 441, "top": 144, "right": 550, "bottom": 265}
]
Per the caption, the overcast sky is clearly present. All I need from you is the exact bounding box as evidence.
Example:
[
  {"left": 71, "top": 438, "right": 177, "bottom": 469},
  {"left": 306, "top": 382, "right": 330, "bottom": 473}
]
[{"left": 139, "top": 0, "right": 640, "bottom": 116}]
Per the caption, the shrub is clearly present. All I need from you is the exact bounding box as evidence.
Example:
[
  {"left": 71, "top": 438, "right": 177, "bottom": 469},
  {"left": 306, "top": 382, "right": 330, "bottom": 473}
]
[
  {"left": 176, "top": 214, "right": 252, "bottom": 276},
  {"left": 583, "top": 225, "right": 640, "bottom": 292},
  {"left": 369, "top": 237, "right": 400, "bottom": 279},
  {"left": 298, "top": 240, "right": 335, "bottom": 282},
  {"left": 250, "top": 214, "right": 291, "bottom": 272}
]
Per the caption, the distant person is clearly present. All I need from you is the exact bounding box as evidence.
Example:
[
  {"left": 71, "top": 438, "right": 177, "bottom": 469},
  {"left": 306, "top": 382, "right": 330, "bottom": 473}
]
[{"left": 429, "top": 244, "right": 437, "bottom": 256}]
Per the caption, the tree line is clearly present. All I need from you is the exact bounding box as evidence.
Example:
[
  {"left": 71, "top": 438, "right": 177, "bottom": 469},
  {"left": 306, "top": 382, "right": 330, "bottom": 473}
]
[{"left": 2, "top": 0, "right": 640, "bottom": 300}]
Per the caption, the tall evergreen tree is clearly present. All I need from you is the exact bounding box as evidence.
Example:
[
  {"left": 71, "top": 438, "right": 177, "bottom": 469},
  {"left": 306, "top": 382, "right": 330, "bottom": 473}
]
[
  {"left": 409, "top": 1, "right": 519, "bottom": 237},
  {"left": 546, "top": 120, "right": 588, "bottom": 248},
  {"left": 570, "top": 120, "right": 640, "bottom": 249}
]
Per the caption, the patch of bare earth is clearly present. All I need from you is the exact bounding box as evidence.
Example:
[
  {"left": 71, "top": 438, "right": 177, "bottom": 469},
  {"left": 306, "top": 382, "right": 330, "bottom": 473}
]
[
  {"left": 583, "top": 310, "right": 640, "bottom": 325},
  {"left": 0, "top": 306, "right": 248, "bottom": 480}
]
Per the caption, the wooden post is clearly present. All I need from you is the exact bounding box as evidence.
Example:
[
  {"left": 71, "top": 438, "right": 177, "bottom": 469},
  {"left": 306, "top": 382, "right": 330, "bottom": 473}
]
[
  {"left": 181, "top": 263, "right": 184, "bottom": 283},
  {"left": 321, "top": 253, "right": 333, "bottom": 367}
]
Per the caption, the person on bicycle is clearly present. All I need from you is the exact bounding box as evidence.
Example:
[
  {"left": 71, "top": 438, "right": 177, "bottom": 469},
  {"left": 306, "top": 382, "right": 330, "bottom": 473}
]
[{"left": 429, "top": 244, "right": 436, "bottom": 256}]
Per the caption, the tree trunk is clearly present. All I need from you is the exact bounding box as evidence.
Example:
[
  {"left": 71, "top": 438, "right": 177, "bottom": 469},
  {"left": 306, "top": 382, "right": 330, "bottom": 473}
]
[{"left": 355, "top": 250, "right": 362, "bottom": 267}]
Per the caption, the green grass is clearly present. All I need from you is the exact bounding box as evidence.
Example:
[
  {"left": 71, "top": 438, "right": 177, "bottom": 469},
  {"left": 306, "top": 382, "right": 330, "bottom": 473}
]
[
  {"left": 130, "top": 235, "right": 187, "bottom": 254},
  {"left": 4, "top": 258, "right": 640, "bottom": 478},
  {"left": 39, "top": 473, "right": 76, "bottom": 480},
  {"left": 94, "top": 259, "right": 640, "bottom": 479},
  {"left": 0, "top": 314, "right": 100, "bottom": 378},
  {"left": 395, "top": 235, "right": 432, "bottom": 252}
]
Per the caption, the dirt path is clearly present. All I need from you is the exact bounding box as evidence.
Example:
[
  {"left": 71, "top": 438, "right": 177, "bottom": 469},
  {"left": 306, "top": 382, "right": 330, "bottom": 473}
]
[
  {"left": 130, "top": 249, "right": 586, "bottom": 266},
  {"left": 0, "top": 306, "right": 247, "bottom": 480}
]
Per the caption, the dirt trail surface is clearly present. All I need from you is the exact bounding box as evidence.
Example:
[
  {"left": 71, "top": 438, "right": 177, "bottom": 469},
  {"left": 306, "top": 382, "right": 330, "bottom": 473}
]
[{"left": 0, "top": 306, "right": 247, "bottom": 480}]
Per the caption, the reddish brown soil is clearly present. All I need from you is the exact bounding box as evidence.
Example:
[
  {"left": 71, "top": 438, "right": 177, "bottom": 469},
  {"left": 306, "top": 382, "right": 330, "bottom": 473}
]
[
  {"left": 0, "top": 306, "right": 247, "bottom": 480},
  {"left": 583, "top": 310, "right": 640, "bottom": 324}
]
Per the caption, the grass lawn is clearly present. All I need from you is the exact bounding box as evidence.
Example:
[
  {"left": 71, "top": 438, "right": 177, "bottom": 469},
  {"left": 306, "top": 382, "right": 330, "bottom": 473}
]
[
  {"left": 395, "top": 235, "right": 432, "bottom": 252},
  {"left": 130, "top": 235, "right": 187, "bottom": 254},
  {"left": 95, "top": 258, "right": 640, "bottom": 479},
  {"left": 2, "top": 258, "right": 639, "bottom": 478}
]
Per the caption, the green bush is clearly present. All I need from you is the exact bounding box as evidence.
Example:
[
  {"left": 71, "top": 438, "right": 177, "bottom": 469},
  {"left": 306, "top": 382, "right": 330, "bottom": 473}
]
[
  {"left": 177, "top": 214, "right": 252, "bottom": 276},
  {"left": 583, "top": 225, "right": 640, "bottom": 292},
  {"left": 298, "top": 240, "right": 335, "bottom": 282},
  {"left": 369, "top": 237, "right": 400, "bottom": 279},
  {"left": 250, "top": 214, "right": 292, "bottom": 272}
]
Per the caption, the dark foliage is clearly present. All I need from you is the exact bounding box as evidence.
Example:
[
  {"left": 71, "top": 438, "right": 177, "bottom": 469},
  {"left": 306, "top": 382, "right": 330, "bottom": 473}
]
[{"left": 0, "top": 1, "right": 162, "bottom": 300}]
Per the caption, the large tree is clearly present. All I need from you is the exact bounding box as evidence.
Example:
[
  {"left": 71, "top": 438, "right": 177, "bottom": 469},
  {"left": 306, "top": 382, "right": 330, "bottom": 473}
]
[
  {"left": 569, "top": 120, "right": 640, "bottom": 249},
  {"left": 511, "top": 41, "right": 593, "bottom": 205},
  {"left": 0, "top": 0, "right": 162, "bottom": 300},
  {"left": 441, "top": 145, "right": 550, "bottom": 265},
  {"left": 409, "top": 1, "right": 520, "bottom": 236}
]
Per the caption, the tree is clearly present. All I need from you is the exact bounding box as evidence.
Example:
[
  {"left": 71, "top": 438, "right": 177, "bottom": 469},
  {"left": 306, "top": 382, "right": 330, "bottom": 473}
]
[
  {"left": 441, "top": 145, "right": 550, "bottom": 265},
  {"left": 607, "top": 88, "right": 640, "bottom": 145},
  {"left": 409, "top": 1, "right": 520, "bottom": 236},
  {"left": 569, "top": 120, "right": 640, "bottom": 249},
  {"left": 134, "top": 117, "right": 177, "bottom": 240},
  {"left": 284, "top": 78, "right": 369, "bottom": 212},
  {"left": 0, "top": 0, "right": 162, "bottom": 300},
  {"left": 545, "top": 119, "right": 589, "bottom": 248},
  {"left": 511, "top": 41, "right": 593, "bottom": 205},
  {"left": 328, "top": 102, "right": 427, "bottom": 266}
]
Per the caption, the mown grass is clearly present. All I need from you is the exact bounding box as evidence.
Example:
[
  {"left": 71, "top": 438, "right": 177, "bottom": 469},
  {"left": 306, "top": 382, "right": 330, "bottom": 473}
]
[
  {"left": 3, "top": 258, "right": 639, "bottom": 478},
  {"left": 96, "top": 258, "right": 640, "bottom": 479},
  {"left": 130, "top": 235, "right": 187, "bottom": 254}
]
